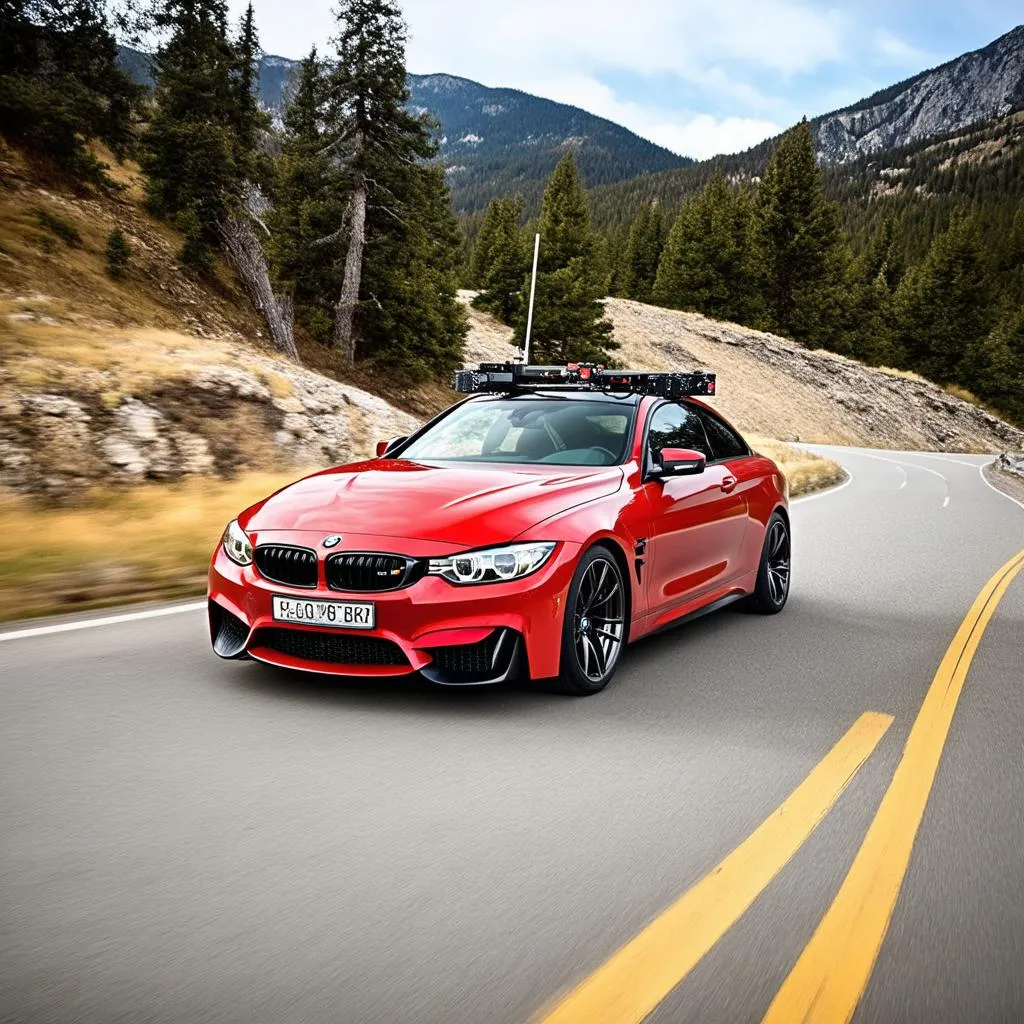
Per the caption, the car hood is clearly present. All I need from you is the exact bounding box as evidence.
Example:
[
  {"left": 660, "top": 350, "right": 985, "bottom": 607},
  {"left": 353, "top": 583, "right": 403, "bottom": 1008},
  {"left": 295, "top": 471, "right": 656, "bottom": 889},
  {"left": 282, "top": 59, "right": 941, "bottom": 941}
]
[{"left": 241, "top": 459, "right": 624, "bottom": 547}]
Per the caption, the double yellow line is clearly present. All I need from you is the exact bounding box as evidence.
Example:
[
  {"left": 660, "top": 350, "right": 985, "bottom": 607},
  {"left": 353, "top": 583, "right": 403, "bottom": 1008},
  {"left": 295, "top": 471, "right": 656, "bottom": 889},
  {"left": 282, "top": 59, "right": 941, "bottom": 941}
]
[{"left": 538, "top": 549, "right": 1024, "bottom": 1024}]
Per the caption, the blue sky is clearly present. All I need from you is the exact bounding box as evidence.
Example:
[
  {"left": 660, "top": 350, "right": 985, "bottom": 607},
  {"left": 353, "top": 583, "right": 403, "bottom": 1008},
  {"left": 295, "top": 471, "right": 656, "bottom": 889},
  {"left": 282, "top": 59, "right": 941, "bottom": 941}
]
[{"left": 236, "top": 0, "right": 1022, "bottom": 159}]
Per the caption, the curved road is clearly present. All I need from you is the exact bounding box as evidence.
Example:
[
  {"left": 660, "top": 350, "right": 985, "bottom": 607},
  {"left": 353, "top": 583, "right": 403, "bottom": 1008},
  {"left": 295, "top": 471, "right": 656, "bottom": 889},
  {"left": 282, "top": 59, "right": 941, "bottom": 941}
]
[{"left": 2, "top": 447, "right": 1023, "bottom": 1024}]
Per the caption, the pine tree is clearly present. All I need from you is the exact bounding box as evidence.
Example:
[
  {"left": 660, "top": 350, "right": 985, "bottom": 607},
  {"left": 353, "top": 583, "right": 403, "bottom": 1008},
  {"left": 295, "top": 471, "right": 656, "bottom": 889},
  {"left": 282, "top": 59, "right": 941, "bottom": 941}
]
[
  {"left": 269, "top": 47, "right": 347, "bottom": 343},
  {"left": 755, "top": 120, "right": 845, "bottom": 343},
  {"left": 965, "top": 306, "right": 1024, "bottom": 424},
  {"left": 513, "top": 153, "right": 616, "bottom": 364},
  {"left": 469, "top": 197, "right": 501, "bottom": 288},
  {"left": 860, "top": 217, "right": 903, "bottom": 292},
  {"left": 0, "top": 0, "right": 139, "bottom": 182},
  {"left": 471, "top": 196, "right": 527, "bottom": 325},
  {"left": 997, "top": 202, "right": 1024, "bottom": 306},
  {"left": 143, "top": 0, "right": 238, "bottom": 272},
  {"left": 838, "top": 218, "right": 903, "bottom": 366},
  {"left": 104, "top": 227, "right": 131, "bottom": 279},
  {"left": 653, "top": 171, "right": 760, "bottom": 323},
  {"left": 228, "top": 4, "right": 267, "bottom": 183},
  {"left": 894, "top": 213, "right": 994, "bottom": 383},
  {"left": 603, "top": 227, "right": 630, "bottom": 297},
  {"left": 621, "top": 202, "right": 664, "bottom": 303},
  {"left": 324, "top": 0, "right": 438, "bottom": 366},
  {"left": 145, "top": 0, "right": 297, "bottom": 358},
  {"left": 360, "top": 164, "right": 468, "bottom": 381}
]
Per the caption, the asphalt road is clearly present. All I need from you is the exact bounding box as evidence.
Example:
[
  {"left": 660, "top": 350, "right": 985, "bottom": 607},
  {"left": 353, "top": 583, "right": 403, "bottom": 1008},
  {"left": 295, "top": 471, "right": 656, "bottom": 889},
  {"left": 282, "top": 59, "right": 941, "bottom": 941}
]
[{"left": 2, "top": 446, "right": 1023, "bottom": 1024}]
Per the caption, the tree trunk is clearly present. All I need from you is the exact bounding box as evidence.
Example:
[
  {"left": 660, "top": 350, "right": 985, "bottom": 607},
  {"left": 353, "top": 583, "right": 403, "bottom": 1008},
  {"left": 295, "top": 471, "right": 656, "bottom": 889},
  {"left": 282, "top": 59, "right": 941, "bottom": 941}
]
[
  {"left": 219, "top": 213, "right": 300, "bottom": 363},
  {"left": 333, "top": 173, "right": 367, "bottom": 366}
]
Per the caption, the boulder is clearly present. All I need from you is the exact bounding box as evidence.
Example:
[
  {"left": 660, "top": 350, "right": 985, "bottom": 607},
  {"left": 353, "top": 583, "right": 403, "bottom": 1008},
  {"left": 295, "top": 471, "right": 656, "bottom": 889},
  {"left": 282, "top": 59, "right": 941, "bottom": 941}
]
[{"left": 996, "top": 453, "right": 1024, "bottom": 478}]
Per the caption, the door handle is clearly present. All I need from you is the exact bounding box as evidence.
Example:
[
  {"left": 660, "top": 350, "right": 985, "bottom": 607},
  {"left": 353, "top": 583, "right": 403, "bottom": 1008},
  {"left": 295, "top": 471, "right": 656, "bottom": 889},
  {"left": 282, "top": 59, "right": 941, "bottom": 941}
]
[{"left": 721, "top": 475, "right": 738, "bottom": 493}]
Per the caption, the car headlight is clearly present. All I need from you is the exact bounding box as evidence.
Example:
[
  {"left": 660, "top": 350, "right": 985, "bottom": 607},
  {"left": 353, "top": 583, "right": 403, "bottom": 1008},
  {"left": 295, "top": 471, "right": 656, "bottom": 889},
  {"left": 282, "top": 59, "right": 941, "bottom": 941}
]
[
  {"left": 427, "top": 542, "right": 556, "bottom": 585},
  {"left": 222, "top": 519, "right": 253, "bottom": 566}
]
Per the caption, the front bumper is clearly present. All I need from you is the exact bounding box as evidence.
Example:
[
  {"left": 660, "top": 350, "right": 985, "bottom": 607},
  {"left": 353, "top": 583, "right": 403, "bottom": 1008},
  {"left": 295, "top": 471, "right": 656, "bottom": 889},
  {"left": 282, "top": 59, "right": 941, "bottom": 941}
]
[{"left": 207, "top": 534, "right": 580, "bottom": 682}]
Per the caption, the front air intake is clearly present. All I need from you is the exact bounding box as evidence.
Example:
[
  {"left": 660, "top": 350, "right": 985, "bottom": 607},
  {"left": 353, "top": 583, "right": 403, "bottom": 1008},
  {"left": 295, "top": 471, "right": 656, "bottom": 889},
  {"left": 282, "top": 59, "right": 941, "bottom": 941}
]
[
  {"left": 209, "top": 600, "right": 249, "bottom": 658},
  {"left": 254, "top": 545, "right": 318, "bottom": 588},
  {"left": 252, "top": 628, "right": 408, "bottom": 667}
]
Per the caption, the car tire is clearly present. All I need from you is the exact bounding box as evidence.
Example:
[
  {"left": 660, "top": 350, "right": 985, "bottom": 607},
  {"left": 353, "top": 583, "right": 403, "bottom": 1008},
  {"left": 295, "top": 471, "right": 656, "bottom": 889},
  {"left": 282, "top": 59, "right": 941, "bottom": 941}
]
[
  {"left": 745, "top": 512, "right": 791, "bottom": 615},
  {"left": 548, "top": 546, "right": 628, "bottom": 696}
]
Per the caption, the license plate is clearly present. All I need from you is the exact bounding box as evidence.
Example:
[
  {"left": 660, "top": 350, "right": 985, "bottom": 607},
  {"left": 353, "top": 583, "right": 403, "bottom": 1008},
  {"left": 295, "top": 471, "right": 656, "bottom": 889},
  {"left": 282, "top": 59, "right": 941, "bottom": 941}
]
[{"left": 272, "top": 595, "right": 375, "bottom": 630}]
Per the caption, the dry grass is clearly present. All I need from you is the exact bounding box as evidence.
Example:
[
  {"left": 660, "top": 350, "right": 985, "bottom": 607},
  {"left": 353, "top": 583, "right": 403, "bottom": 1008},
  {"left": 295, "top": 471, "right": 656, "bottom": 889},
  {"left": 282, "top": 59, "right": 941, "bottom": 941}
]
[
  {"left": 874, "top": 365, "right": 926, "bottom": 381},
  {"left": 942, "top": 383, "right": 1003, "bottom": 418},
  {"left": 0, "top": 472, "right": 310, "bottom": 621},
  {"left": 0, "top": 138, "right": 260, "bottom": 340},
  {"left": 749, "top": 435, "right": 846, "bottom": 497},
  {"left": 259, "top": 370, "right": 294, "bottom": 399},
  {"left": 1, "top": 317, "right": 237, "bottom": 397}
]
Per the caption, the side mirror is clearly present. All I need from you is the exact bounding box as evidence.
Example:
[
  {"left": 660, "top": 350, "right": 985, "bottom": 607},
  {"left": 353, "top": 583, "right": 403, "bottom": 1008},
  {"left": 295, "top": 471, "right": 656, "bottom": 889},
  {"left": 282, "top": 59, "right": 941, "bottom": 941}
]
[
  {"left": 655, "top": 447, "right": 706, "bottom": 476},
  {"left": 375, "top": 436, "right": 407, "bottom": 458}
]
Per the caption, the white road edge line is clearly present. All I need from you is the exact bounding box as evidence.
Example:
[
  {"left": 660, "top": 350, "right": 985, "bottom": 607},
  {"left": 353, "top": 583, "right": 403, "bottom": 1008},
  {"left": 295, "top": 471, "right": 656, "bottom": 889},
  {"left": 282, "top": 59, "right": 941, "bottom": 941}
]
[
  {"left": 978, "top": 460, "right": 1024, "bottom": 514},
  {"left": 791, "top": 469, "right": 854, "bottom": 504},
  {"left": 903, "top": 452, "right": 986, "bottom": 469},
  {"left": 0, "top": 601, "right": 207, "bottom": 643},
  {"left": 851, "top": 450, "right": 949, "bottom": 487}
]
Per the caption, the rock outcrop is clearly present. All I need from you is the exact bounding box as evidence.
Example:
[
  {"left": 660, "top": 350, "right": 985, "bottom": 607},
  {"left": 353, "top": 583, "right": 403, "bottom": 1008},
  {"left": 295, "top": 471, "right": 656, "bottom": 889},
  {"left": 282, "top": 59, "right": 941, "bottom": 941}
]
[
  {"left": 815, "top": 24, "right": 1024, "bottom": 163},
  {"left": 0, "top": 345, "right": 418, "bottom": 503},
  {"left": 996, "top": 453, "right": 1024, "bottom": 479}
]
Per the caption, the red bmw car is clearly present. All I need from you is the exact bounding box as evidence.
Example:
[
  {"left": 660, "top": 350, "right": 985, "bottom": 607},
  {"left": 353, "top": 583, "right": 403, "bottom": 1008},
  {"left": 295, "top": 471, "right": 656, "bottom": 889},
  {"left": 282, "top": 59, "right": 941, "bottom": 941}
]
[{"left": 208, "top": 365, "right": 790, "bottom": 695}]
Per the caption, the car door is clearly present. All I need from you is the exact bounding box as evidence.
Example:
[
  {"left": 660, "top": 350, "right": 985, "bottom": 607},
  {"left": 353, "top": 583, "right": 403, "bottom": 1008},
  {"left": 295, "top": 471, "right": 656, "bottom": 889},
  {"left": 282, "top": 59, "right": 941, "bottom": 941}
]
[{"left": 642, "top": 402, "right": 749, "bottom": 620}]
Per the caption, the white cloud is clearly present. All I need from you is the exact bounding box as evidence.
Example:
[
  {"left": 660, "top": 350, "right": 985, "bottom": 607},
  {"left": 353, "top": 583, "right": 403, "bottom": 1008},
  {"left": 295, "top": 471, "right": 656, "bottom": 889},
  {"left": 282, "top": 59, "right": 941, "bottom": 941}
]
[
  {"left": 397, "top": 0, "right": 837, "bottom": 157},
  {"left": 649, "top": 115, "right": 784, "bottom": 159},
  {"left": 872, "top": 29, "right": 929, "bottom": 66},
  {"left": 232, "top": 0, "right": 841, "bottom": 158},
  {"left": 401, "top": 0, "right": 845, "bottom": 85},
  {"left": 510, "top": 71, "right": 780, "bottom": 158}
]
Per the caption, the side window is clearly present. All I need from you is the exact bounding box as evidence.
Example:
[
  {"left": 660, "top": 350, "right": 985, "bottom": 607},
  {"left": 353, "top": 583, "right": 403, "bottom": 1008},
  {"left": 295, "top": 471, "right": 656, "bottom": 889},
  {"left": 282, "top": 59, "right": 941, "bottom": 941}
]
[
  {"left": 647, "top": 403, "right": 712, "bottom": 460},
  {"left": 695, "top": 408, "right": 749, "bottom": 461}
]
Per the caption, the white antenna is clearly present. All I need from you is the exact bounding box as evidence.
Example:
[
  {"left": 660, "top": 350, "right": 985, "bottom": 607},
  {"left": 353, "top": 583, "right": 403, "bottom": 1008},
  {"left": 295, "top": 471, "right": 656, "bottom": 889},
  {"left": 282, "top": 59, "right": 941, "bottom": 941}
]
[{"left": 521, "top": 232, "right": 540, "bottom": 364}]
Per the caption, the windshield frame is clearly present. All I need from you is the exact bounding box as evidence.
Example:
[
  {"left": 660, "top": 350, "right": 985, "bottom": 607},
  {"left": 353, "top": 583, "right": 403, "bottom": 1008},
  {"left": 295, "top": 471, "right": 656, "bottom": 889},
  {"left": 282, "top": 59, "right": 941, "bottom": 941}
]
[{"left": 385, "top": 393, "right": 641, "bottom": 468}]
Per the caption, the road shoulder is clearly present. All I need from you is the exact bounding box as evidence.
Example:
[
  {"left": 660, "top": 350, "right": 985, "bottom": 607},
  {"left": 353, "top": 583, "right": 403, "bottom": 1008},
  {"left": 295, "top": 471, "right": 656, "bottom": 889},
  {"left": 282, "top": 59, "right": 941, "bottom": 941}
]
[{"left": 982, "top": 462, "right": 1024, "bottom": 509}]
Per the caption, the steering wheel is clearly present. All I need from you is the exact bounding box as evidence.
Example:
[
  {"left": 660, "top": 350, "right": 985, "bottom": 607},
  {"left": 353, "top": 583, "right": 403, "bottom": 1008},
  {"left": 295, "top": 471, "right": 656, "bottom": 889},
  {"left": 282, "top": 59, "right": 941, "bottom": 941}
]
[{"left": 589, "top": 446, "right": 617, "bottom": 464}]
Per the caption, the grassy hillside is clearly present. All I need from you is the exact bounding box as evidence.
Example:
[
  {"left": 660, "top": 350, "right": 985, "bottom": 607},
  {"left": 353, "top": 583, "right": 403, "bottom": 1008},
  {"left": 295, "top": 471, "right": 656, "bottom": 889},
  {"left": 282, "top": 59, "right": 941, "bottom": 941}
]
[{"left": 462, "top": 293, "right": 1023, "bottom": 453}]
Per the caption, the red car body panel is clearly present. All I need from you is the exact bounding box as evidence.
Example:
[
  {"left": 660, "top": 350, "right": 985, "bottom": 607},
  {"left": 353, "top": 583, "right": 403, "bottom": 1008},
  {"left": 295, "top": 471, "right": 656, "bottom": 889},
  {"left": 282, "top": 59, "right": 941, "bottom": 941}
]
[
  {"left": 240, "top": 459, "right": 625, "bottom": 547},
  {"left": 208, "top": 392, "right": 788, "bottom": 682}
]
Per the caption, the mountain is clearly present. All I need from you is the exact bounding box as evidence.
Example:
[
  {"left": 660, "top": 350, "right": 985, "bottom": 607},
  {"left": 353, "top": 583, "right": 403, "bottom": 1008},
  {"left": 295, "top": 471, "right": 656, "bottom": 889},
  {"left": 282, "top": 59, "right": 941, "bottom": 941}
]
[
  {"left": 587, "top": 24, "right": 1024, "bottom": 234},
  {"left": 116, "top": 46, "right": 691, "bottom": 214},
  {"left": 815, "top": 24, "right": 1024, "bottom": 163},
  {"left": 405, "top": 74, "right": 691, "bottom": 213},
  {"left": 116, "top": 23, "right": 1022, "bottom": 221}
]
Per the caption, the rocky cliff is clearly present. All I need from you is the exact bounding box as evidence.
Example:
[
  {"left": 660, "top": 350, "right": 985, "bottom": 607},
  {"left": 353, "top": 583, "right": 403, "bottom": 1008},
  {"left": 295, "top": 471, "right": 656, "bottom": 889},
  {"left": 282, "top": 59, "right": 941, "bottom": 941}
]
[{"left": 815, "top": 24, "right": 1024, "bottom": 163}]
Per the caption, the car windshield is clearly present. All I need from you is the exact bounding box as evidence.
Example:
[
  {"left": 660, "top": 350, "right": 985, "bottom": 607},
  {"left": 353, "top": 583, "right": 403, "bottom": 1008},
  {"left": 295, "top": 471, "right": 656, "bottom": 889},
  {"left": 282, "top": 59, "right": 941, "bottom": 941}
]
[{"left": 399, "top": 398, "right": 635, "bottom": 466}]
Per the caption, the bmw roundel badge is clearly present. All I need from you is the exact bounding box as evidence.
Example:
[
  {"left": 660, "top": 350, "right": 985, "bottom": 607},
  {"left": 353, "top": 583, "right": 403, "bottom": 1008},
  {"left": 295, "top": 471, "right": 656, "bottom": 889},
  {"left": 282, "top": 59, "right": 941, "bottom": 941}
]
[{"left": 322, "top": 535, "right": 342, "bottom": 548}]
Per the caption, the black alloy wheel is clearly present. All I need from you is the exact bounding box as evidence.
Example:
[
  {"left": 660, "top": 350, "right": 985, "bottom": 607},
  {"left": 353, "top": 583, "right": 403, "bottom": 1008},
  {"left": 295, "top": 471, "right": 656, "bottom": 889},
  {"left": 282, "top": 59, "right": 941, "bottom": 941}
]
[
  {"left": 551, "top": 547, "right": 627, "bottom": 695},
  {"left": 746, "top": 512, "right": 791, "bottom": 614}
]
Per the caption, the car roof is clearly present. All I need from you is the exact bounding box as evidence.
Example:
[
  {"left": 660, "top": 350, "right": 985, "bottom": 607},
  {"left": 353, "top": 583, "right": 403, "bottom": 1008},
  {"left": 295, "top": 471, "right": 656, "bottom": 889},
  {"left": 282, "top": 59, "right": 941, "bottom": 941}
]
[{"left": 465, "top": 390, "right": 643, "bottom": 406}]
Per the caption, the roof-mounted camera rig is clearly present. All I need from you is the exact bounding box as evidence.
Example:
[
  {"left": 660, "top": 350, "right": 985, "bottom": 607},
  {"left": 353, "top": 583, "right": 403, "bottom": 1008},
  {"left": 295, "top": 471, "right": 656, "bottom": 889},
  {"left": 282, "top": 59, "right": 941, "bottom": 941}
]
[
  {"left": 453, "top": 362, "right": 717, "bottom": 399},
  {"left": 458, "top": 235, "right": 715, "bottom": 400}
]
